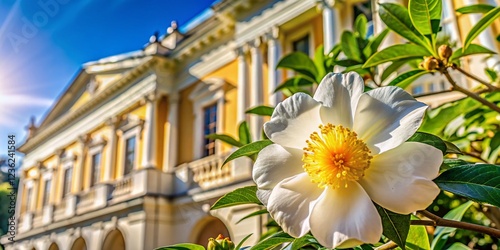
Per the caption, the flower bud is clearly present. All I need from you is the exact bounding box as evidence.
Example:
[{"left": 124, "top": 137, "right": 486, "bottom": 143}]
[
  {"left": 207, "top": 238, "right": 220, "bottom": 250},
  {"left": 438, "top": 45, "right": 452, "bottom": 60},
  {"left": 422, "top": 57, "right": 439, "bottom": 71},
  {"left": 207, "top": 235, "right": 234, "bottom": 250}
]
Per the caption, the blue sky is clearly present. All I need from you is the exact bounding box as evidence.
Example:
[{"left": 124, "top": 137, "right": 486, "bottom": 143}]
[{"left": 0, "top": 0, "right": 215, "bottom": 160}]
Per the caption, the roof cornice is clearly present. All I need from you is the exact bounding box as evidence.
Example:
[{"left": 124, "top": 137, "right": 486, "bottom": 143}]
[{"left": 18, "top": 56, "right": 168, "bottom": 153}]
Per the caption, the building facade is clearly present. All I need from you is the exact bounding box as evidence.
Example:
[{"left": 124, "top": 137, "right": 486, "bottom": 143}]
[{"left": 1, "top": 0, "right": 499, "bottom": 249}]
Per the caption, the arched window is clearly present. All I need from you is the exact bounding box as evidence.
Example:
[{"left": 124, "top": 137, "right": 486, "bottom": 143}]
[
  {"left": 194, "top": 217, "right": 231, "bottom": 246},
  {"left": 102, "top": 229, "right": 126, "bottom": 250},
  {"left": 71, "top": 237, "right": 87, "bottom": 250}
]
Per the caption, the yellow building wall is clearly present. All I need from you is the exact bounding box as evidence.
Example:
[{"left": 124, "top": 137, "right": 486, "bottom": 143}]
[
  {"left": 313, "top": 14, "right": 324, "bottom": 49},
  {"left": 113, "top": 103, "right": 147, "bottom": 178},
  {"left": 202, "top": 59, "right": 240, "bottom": 154},
  {"left": 178, "top": 84, "right": 195, "bottom": 164},
  {"left": 157, "top": 97, "right": 168, "bottom": 171}
]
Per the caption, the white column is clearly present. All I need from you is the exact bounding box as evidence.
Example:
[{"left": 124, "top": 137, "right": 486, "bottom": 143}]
[
  {"left": 50, "top": 150, "right": 63, "bottom": 204},
  {"left": 30, "top": 177, "right": 39, "bottom": 212},
  {"left": 463, "top": 0, "right": 500, "bottom": 71},
  {"left": 318, "top": 0, "right": 341, "bottom": 53},
  {"left": 104, "top": 117, "right": 118, "bottom": 182},
  {"left": 250, "top": 38, "right": 264, "bottom": 140},
  {"left": 237, "top": 46, "right": 249, "bottom": 122},
  {"left": 266, "top": 27, "right": 282, "bottom": 107},
  {"left": 141, "top": 93, "right": 158, "bottom": 169},
  {"left": 164, "top": 93, "right": 179, "bottom": 172}
]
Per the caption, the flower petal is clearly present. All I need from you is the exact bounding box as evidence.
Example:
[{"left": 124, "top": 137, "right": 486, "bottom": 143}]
[
  {"left": 267, "top": 173, "right": 323, "bottom": 238},
  {"left": 264, "top": 93, "right": 322, "bottom": 149},
  {"left": 353, "top": 86, "right": 427, "bottom": 154},
  {"left": 253, "top": 144, "right": 304, "bottom": 190},
  {"left": 359, "top": 142, "right": 442, "bottom": 214},
  {"left": 309, "top": 183, "right": 382, "bottom": 249},
  {"left": 314, "top": 72, "right": 364, "bottom": 128}
]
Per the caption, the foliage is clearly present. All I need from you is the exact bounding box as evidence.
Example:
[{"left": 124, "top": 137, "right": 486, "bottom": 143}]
[{"left": 159, "top": 0, "right": 500, "bottom": 249}]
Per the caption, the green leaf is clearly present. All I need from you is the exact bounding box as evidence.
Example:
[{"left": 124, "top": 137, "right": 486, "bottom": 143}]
[
  {"left": 389, "top": 69, "right": 429, "bottom": 89},
  {"left": 155, "top": 243, "right": 205, "bottom": 250},
  {"left": 485, "top": 68, "right": 498, "bottom": 82},
  {"left": 378, "top": 3, "right": 431, "bottom": 50},
  {"left": 408, "top": 0, "right": 442, "bottom": 40},
  {"left": 246, "top": 106, "right": 274, "bottom": 117},
  {"left": 464, "top": 7, "right": 500, "bottom": 51},
  {"left": 402, "top": 216, "right": 430, "bottom": 250},
  {"left": 367, "top": 28, "right": 390, "bottom": 57},
  {"left": 444, "top": 140, "right": 462, "bottom": 154},
  {"left": 407, "top": 132, "right": 447, "bottom": 154},
  {"left": 314, "top": 45, "right": 327, "bottom": 82},
  {"left": 443, "top": 158, "right": 469, "bottom": 169},
  {"left": 335, "top": 59, "right": 362, "bottom": 67},
  {"left": 376, "top": 205, "right": 410, "bottom": 249},
  {"left": 431, "top": 201, "right": 474, "bottom": 250},
  {"left": 275, "top": 76, "right": 314, "bottom": 92},
  {"left": 236, "top": 209, "right": 268, "bottom": 224},
  {"left": 235, "top": 234, "right": 253, "bottom": 250},
  {"left": 355, "top": 14, "right": 368, "bottom": 38},
  {"left": 222, "top": 140, "right": 273, "bottom": 166},
  {"left": 434, "top": 164, "right": 500, "bottom": 207},
  {"left": 456, "top": 4, "right": 495, "bottom": 14},
  {"left": 449, "top": 44, "right": 496, "bottom": 62},
  {"left": 238, "top": 121, "right": 251, "bottom": 145},
  {"left": 206, "top": 134, "right": 243, "bottom": 148},
  {"left": 447, "top": 242, "right": 471, "bottom": 250},
  {"left": 250, "top": 232, "right": 294, "bottom": 250},
  {"left": 291, "top": 234, "right": 319, "bottom": 250},
  {"left": 381, "top": 59, "right": 414, "bottom": 83},
  {"left": 364, "top": 44, "right": 430, "bottom": 68},
  {"left": 211, "top": 186, "right": 262, "bottom": 210},
  {"left": 277, "top": 52, "right": 318, "bottom": 81},
  {"left": 341, "top": 31, "right": 362, "bottom": 62}
]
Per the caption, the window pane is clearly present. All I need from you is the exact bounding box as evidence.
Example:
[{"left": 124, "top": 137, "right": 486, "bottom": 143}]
[
  {"left": 412, "top": 85, "right": 424, "bottom": 95},
  {"left": 26, "top": 188, "right": 33, "bottom": 211},
  {"left": 292, "top": 34, "right": 310, "bottom": 56},
  {"left": 63, "top": 167, "right": 72, "bottom": 197},
  {"left": 124, "top": 137, "right": 136, "bottom": 175},
  {"left": 43, "top": 180, "right": 51, "bottom": 206},
  {"left": 203, "top": 103, "right": 218, "bottom": 157},
  {"left": 91, "top": 152, "right": 101, "bottom": 186}
]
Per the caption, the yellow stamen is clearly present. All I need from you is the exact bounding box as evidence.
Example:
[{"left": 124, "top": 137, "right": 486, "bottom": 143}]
[{"left": 302, "top": 124, "right": 372, "bottom": 189}]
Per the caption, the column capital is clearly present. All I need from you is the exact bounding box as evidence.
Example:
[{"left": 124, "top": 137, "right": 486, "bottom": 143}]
[
  {"left": 248, "top": 37, "right": 262, "bottom": 49},
  {"left": 140, "top": 91, "right": 159, "bottom": 105},
  {"left": 235, "top": 45, "right": 249, "bottom": 56},
  {"left": 264, "top": 26, "right": 280, "bottom": 42},
  {"left": 168, "top": 92, "right": 180, "bottom": 104},
  {"left": 77, "top": 134, "right": 90, "bottom": 145},
  {"left": 316, "top": 0, "right": 342, "bottom": 10},
  {"left": 55, "top": 148, "right": 65, "bottom": 158},
  {"left": 105, "top": 116, "right": 120, "bottom": 129}
]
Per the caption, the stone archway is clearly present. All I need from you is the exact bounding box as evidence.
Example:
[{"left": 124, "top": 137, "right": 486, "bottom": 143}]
[
  {"left": 194, "top": 216, "right": 231, "bottom": 246},
  {"left": 70, "top": 237, "right": 87, "bottom": 250},
  {"left": 102, "top": 229, "right": 126, "bottom": 250},
  {"left": 48, "top": 243, "right": 59, "bottom": 250}
]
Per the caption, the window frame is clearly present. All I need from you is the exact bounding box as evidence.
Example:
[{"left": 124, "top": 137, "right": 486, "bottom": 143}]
[
  {"left": 117, "top": 115, "right": 143, "bottom": 177},
  {"left": 41, "top": 172, "right": 52, "bottom": 207},
  {"left": 87, "top": 136, "right": 106, "bottom": 187},
  {"left": 284, "top": 24, "right": 315, "bottom": 57},
  {"left": 61, "top": 161, "right": 73, "bottom": 198},
  {"left": 189, "top": 78, "right": 226, "bottom": 159},
  {"left": 24, "top": 181, "right": 34, "bottom": 213}
]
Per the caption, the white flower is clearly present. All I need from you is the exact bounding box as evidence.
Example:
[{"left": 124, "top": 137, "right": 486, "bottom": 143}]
[{"left": 253, "top": 72, "right": 442, "bottom": 249}]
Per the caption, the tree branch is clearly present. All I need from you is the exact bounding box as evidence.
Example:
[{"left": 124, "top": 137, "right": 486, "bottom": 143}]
[
  {"left": 418, "top": 210, "right": 500, "bottom": 238},
  {"left": 411, "top": 220, "right": 436, "bottom": 226},
  {"left": 374, "top": 241, "right": 398, "bottom": 250},
  {"left": 452, "top": 66, "right": 500, "bottom": 92},
  {"left": 442, "top": 70, "right": 500, "bottom": 114}
]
